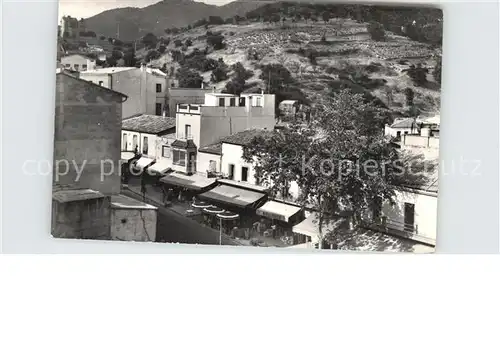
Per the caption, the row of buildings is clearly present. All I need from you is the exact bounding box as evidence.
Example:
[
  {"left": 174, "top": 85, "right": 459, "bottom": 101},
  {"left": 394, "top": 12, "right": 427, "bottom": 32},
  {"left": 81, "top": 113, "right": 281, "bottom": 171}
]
[{"left": 53, "top": 60, "right": 439, "bottom": 251}]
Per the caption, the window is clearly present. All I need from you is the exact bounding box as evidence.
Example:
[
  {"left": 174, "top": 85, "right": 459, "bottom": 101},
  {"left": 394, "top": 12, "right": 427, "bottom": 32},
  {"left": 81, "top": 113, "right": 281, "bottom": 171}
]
[
  {"left": 189, "top": 105, "right": 199, "bottom": 111},
  {"left": 132, "top": 135, "right": 138, "bottom": 151},
  {"left": 229, "top": 98, "right": 236, "bottom": 107},
  {"left": 65, "top": 64, "right": 71, "bottom": 68},
  {"left": 218, "top": 97, "right": 225, "bottom": 107},
  {"left": 82, "top": 64, "right": 87, "bottom": 70},
  {"left": 209, "top": 160, "right": 217, "bottom": 172},
  {"left": 122, "top": 133, "right": 128, "bottom": 150},
  {"left": 185, "top": 125, "right": 191, "bottom": 139},
  {"left": 255, "top": 97, "right": 262, "bottom": 107},
  {"left": 404, "top": 131, "right": 409, "bottom": 135},
  {"left": 98, "top": 81, "right": 103, "bottom": 86},
  {"left": 228, "top": 164, "right": 235, "bottom": 180},
  {"left": 162, "top": 146, "right": 171, "bottom": 158},
  {"left": 239, "top": 97, "right": 246, "bottom": 107},
  {"left": 156, "top": 83, "right": 162, "bottom": 93},
  {"left": 173, "top": 150, "right": 186, "bottom": 166},
  {"left": 241, "top": 167, "right": 248, "bottom": 182},
  {"left": 156, "top": 103, "right": 162, "bottom": 116},
  {"left": 74, "top": 64, "right": 79, "bottom": 70},
  {"left": 396, "top": 131, "right": 401, "bottom": 138},
  {"left": 143, "top": 136, "right": 149, "bottom": 155}
]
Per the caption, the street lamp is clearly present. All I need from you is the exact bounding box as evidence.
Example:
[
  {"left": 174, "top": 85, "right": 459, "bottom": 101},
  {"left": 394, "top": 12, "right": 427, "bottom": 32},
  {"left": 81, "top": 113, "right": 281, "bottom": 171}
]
[{"left": 216, "top": 211, "right": 239, "bottom": 246}]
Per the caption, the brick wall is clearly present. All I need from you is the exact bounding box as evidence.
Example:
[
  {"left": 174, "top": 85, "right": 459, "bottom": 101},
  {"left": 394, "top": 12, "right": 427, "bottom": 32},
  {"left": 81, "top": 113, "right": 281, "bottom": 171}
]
[{"left": 54, "top": 74, "right": 123, "bottom": 195}]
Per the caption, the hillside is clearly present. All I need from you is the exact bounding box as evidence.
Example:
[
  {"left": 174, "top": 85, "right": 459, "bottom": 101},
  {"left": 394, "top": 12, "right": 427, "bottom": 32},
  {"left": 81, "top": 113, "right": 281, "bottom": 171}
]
[
  {"left": 149, "top": 18, "right": 442, "bottom": 118},
  {"left": 84, "top": 0, "right": 265, "bottom": 41}
]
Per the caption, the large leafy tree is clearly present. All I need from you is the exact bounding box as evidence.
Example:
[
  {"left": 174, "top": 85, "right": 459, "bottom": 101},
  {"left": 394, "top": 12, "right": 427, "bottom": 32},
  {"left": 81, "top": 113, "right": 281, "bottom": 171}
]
[{"left": 243, "top": 89, "right": 403, "bottom": 249}]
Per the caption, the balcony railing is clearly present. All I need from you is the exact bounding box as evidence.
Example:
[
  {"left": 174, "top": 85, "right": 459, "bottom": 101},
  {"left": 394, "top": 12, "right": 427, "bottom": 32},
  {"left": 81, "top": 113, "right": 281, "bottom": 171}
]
[
  {"left": 367, "top": 217, "right": 435, "bottom": 246},
  {"left": 176, "top": 134, "right": 194, "bottom": 140}
]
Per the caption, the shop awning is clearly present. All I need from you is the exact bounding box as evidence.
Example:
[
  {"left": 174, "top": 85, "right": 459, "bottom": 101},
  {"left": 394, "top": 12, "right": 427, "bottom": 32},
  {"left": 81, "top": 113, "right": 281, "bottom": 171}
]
[
  {"left": 160, "top": 172, "right": 216, "bottom": 191},
  {"left": 198, "top": 185, "right": 267, "bottom": 209},
  {"left": 147, "top": 159, "right": 171, "bottom": 175},
  {"left": 256, "top": 201, "right": 302, "bottom": 222},
  {"left": 121, "top": 151, "right": 136, "bottom": 162},
  {"left": 134, "top": 156, "right": 155, "bottom": 170},
  {"left": 292, "top": 213, "right": 346, "bottom": 244}
]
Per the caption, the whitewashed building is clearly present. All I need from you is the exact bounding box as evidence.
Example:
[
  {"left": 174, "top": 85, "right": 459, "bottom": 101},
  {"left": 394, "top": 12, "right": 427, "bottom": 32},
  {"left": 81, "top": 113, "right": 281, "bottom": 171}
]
[
  {"left": 121, "top": 114, "right": 176, "bottom": 175},
  {"left": 80, "top": 65, "right": 169, "bottom": 119},
  {"left": 60, "top": 54, "right": 97, "bottom": 72}
]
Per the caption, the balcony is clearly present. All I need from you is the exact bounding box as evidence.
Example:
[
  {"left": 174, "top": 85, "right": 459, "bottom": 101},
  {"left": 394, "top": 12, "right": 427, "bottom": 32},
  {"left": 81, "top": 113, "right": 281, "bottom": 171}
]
[
  {"left": 176, "top": 133, "right": 194, "bottom": 141},
  {"left": 367, "top": 217, "right": 435, "bottom": 246}
]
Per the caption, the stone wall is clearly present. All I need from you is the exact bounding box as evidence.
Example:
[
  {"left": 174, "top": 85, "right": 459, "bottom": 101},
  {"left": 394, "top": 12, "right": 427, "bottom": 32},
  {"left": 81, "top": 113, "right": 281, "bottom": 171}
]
[
  {"left": 52, "top": 194, "right": 111, "bottom": 240},
  {"left": 54, "top": 73, "right": 123, "bottom": 195}
]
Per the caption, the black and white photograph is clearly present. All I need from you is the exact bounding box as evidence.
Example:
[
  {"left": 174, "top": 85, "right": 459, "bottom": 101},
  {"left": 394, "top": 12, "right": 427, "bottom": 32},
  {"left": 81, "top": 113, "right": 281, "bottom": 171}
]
[{"left": 53, "top": 0, "right": 443, "bottom": 252}]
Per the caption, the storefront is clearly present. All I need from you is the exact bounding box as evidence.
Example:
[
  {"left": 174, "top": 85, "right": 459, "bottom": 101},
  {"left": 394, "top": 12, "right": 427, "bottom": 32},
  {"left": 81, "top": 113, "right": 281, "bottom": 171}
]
[
  {"left": 198, "top": 183, "right": 268, "bottom": 229},
  {"left": 292, "top": 213, "right": 347, "bottom": 247},
  {"left": 160, "top": 172, "right": 217, "bottom": 203},
  {"left": 255, "top": 200, "right": 304, "bottom": 243},
  {"left": 121, "top": 152, "right": 140, "bottom": 184}
]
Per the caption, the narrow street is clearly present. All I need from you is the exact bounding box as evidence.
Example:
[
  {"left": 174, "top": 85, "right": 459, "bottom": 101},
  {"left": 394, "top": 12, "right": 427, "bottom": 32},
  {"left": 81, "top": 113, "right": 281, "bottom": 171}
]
[{"left": 122, "top": 188, "right": 242, "bottom": 246}]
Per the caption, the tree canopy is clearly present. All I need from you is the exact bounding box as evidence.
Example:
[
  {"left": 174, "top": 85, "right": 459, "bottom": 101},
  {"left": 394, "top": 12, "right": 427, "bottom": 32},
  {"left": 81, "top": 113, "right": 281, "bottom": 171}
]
[{"left": 243, "top": 89, "right": 405, "bottom": 248}]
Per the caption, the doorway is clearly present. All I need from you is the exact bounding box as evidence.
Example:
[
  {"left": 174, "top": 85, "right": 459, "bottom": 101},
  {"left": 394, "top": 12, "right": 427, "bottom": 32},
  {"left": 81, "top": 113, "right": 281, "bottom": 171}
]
[{"left": 404, "top": 203, "right": 415, "bottom": 232}]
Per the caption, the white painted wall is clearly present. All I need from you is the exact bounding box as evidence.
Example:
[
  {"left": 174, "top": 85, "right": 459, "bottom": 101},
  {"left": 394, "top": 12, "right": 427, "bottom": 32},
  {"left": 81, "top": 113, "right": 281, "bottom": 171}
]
[
  {"left": 80, "top": 68, "right": 167, "bottom": 118},
  {"left": 221, "top": 143, "right": 257, "bottom": 183},
  {"left": 197, "top": 152, "right": 221, "bottom": 175},
  {"left": 384, "top": 125, "right": 414, "bottom": 138},
  {"left": 176, "top": 111, "right": 201, "bottom": 148},
  {"left": 381, "top": 189, "right": 438, "bottom": 243},
  {"left": 61, "top": 55, "right": 96, "bottom": 71}
]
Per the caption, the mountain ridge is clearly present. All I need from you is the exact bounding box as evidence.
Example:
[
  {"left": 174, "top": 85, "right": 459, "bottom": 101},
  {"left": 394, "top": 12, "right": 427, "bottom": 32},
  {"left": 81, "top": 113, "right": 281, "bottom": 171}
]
[{"left": 84, "top": 0, "right": 267, "bottom": 41}]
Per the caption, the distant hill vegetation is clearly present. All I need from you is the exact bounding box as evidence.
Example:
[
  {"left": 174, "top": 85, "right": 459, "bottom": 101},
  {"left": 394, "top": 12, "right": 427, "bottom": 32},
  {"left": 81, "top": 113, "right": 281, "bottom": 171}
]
[{"left": 84, "top": 0, "right": 442, "bottom": 45}]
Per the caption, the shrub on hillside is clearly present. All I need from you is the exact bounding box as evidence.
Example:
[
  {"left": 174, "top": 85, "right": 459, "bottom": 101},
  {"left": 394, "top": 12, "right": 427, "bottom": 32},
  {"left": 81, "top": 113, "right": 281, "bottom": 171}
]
[
  {"left": 176, "top": 67, "right": 204, "bottom": 88},
  {"left": 206, "top": 32, "right": 225, "bottom": 50},
  {"left": 174, "top": 39, "right": 183, "bottom": 48},
  {"left": 367, "top": 21, "right": 385, "bottom": 41},
  {"left": 185, "top": 39, "right": 193, "bottom": 47},
  {"left": 211, "top": 59, "right": 229, "bottom": 83}
]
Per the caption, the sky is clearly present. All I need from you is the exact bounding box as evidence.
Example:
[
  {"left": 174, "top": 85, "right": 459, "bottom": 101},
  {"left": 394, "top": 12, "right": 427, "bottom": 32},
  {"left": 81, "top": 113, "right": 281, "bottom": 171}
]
[{"left": 58, "top": 0, "right": 234, "bottom": 21}]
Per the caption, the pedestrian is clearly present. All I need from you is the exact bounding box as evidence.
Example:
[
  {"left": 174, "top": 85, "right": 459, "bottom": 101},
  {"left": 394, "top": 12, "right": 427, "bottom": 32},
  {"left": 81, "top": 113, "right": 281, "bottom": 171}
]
[{"left": 140, "top": 174, "right": 147, "bottom": 202}]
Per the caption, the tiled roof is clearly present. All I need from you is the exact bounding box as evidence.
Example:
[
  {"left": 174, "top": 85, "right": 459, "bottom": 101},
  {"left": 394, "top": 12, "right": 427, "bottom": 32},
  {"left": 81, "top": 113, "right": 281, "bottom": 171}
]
[
  {"left": 220, "top": 129, "right": 273, "bottom": 147},
  {"left": 390, "top": 118, "right": 418, "bottom": 129},
  {"left": 198, "top": 129, "right": 273, "bottom": 155},
  {"left": 198, "top": 141, "right": 222, "bottom": 155},
  {"left": 122, "top": 114, "right": 176, "bottom": 134}
]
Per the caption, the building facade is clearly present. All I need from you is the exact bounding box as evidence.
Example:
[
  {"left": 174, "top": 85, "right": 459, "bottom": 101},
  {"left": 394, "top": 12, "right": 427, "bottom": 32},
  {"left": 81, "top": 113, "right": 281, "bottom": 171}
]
[
  {"left": 170, "top": 92, "right": 276, "bottom": 175},
  {"left": 60, "top": 54, "right": 97, "bottom": 72},
  {"left": 121, "top": 114, "right": 177, "bottom": 174},
  {"left": 79, "top": 66, "right": 168, "bottom": 119},
  {"left": 52, "top": 72, "right": 157, "bottom": 241}
]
